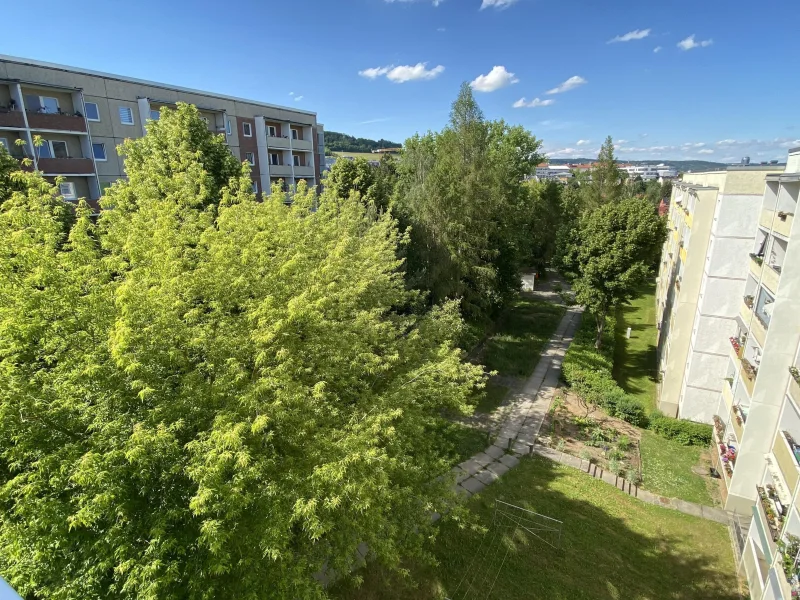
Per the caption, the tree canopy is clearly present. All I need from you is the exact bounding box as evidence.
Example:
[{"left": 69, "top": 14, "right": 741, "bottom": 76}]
[
  {"left": 561, "top": 196, "right": 667, "bottom": 347},
  {"left": 0, "top": 104, "right": 484, "bottom": 599}
]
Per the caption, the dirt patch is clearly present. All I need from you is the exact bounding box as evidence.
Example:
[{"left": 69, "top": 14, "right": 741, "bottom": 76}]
[{"left": 539, "top": 388, "right": 642, "bottom": 481}]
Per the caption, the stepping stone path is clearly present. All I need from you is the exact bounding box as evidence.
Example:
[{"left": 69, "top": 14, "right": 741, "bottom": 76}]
[{"left": 452, "top": 306, "right": 582, "bottom": 497}]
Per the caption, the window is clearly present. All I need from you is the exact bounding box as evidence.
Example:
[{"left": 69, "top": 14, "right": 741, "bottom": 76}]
[
  {"left": 245, "top": 152, "right": 255, "bottom": 166},
  {"left": 268, "top": 126, "right": 277, "bottom": 137},
  {"left": 0, "top": 138, "right": 8, "bottom": 153},
  {"left": 251, "top": 181, "right": 258, "bottom": 193},
  {"left": 242, "top": 122, "right": 252, "bottom": 137},
  {"left": 51, "top": 141, "right": 69, "bottom": 159},
  {"left": 226, "top": 118, "right": 231, "bottom": 136},
  {"left": 291, "top": 128, "right": 298, "bottom": 140},
  {"left": 118, "top": 106, "right": 135, "bottom": 125},
  {"left": 58, "top": 182, "right": 77, "bottom": 200},
  {"left": 84, "top": 102, "right": 100, "bottom": 121},
  {"left": 270, "top": 153, "right": 280, "bottom": 166},
  {"left": 293, "top": 155, "right": 301, "bottom": 167},
  {"left": 92, "top": 143, "right": 107, "bottom": 161},
  {"left": 37, "top": 142, "right": 52, "bottom": 159},
  {"left": 149, "top": 109, "right": 161, "bottom": 121}
]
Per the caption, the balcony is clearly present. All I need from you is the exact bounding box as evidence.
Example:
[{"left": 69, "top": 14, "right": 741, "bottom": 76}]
[
  {"left": 293, "top": 165, "right": 314, "bottom": 177},
  {"left": 761, "top": 208, "right": 776, "bottom": 230},
  {"left": 750, "top": 253, "right": 764, "bottom": 279},
  {"left": 751, "top": 312, "right": 768, "bottom": 347},
  {"left": 742, "top": 539, "right": 765, "bottom": 600},
  {"left": 267, "top": 135, "right": 291, "bottom": 150},
  {"left": 269, "top": 164, "right": 294, "bottom": 178},
  {"left": 0, "top": 109, "right": 25, "bottom": 128},
  {"left": 774, "top": 430, "right": 800, "bottom": 497},
  {"left": 26, "top": 111, "right": 87, "bottom": 133},
  {"left": 763, "top": 263, "right": 781, "bottom": 294},
  {"left": 36, "top": 157, "right": 95, "bottom": 175},
  {"left": 291, "top": 138, "right": 313, "bottom": 152},
  {"left": 740, "top": 297, "right": 753, "bottom": 327},
  {"left": 730, "top": 404, "right": 746, "bottom": 441},
  {"left": 722, "top": 378, "right": 734, "bottom": 410},
  {"left": 790, "top": 368, "right": 800, "bottom": 404},
  {"left": 775, "top": 211, "right": 795, "bottom": 239},
  {"left": 755, "top": 485, "right": 780, "bottom": 560},
  {"left": 739, "top": 358, "right": 757, "bottom": 396}
]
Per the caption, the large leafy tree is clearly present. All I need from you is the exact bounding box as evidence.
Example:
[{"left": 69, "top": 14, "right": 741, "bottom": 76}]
[
  {"left": 394, "top": 84, "right": 542, "bottom": 319},
  {"left": 562, "top": 196, "right": 667, "bottom": 348},
  {"left": 323, "top": 154, "right": 397, "bottom": 213},
  {"left": 0, "top": 104, "right": 484, "bottom": 599}
]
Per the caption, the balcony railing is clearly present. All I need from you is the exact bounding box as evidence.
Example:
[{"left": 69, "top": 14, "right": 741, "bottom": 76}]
[
  {"left": 0, "top": 108, "right": 25, "bottom": 128},
  {"left": 744, "top": 295, "right": 754, "bottom": 309},
  {"left": 776, "top": 534, "right": 800, "bottom": 595},
  {"left": 36, "top": 157, "right": 95, "bottom": 175},
  {"left": 790, "top": 368, "right": 800, "bottom": 403},
  {"left": 775, "top": 431, "right": 800, "bottom": 496},
  {"left": 25, "top": 111, "right": 87, "bottom": 133},
  {"left": 755, "top": 485, "right": 780, "bottom": 559},
  {"left": 775, "top": 212, "right": 795, "bottom": 238}
]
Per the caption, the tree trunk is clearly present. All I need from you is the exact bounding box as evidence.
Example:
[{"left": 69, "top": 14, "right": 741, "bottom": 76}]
[{"left": 595, "top": 311, "right": 605, "bottom": 349}]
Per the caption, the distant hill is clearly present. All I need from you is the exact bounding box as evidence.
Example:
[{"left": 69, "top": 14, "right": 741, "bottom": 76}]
[
  {"left": 325, "top": 131, "right": 402, "bottom": 154},
  {"left": 548, "top": 158, "right": 730, "bottom": 173}
]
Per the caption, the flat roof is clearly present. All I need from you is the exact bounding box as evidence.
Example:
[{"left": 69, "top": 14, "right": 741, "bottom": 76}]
[
  {"left": 0, "top": 54, "right": 316, "bottom": 117},
  {"left": 789, "top": 146, "right": 800, "bottom": 154},
  {"left": 673, "top": 181, "right": 719, "bottom": 191},
  {"left": 766, "top": 173, "right": 800, "bottom": 182},
  {"left": 727, "top": 164, "right": 784, "bottom": 171}
]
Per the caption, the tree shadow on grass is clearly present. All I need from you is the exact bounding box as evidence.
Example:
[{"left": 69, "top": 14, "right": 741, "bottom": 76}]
[{"left": 333, "top": 455, "right": 740, "bottom": 600}]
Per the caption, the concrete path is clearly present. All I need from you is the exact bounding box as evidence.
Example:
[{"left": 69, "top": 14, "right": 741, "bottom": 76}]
[{"left": 451, "top": 306, "right": 583, "bottom": 497}]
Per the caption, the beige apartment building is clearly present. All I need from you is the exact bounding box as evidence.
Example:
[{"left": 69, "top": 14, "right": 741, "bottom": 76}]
[
  {"left": 655, "top": 163, "right": 783, "bottom": 423},
  {"left": 0, "top": 55, "right": 325, "bottom": 208}
]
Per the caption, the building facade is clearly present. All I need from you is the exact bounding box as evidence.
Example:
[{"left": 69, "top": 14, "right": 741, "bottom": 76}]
[
  {"left": 0, "top": 55, "right": 324, "bottom": 206},
  {"left": 655, "top": 164, "right": 783, "bottom": 423},
  {"left": 621, "top": 163, "right": 678, "bottom": 181}
]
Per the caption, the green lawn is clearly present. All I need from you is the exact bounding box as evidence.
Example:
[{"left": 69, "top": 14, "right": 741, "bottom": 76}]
[
  {"left": 639, "top": 431, "right": 716, "bottom": 506},
  {"left": 483, "top": 296, "right": 565, "bottom": 378},
  {"left": 436, "top": 421, "right": 490, "bottom": 464},
  {"left": 473, "top": 380, "right": 510, "bottom": 414},
  {"left": 613, "top": 284, "right": 716, "bottom": 506},
  {"left": 613, "top": 285, "right": 659, "bottom": 413},
  {"left": 334, "top": 455, "right": 738, "bottom": 600}
]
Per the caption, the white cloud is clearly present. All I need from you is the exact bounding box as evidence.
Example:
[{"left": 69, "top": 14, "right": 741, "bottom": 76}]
[
  {"left": 289, "top": 92, "right": 294, "bottom": 96},
  {"left": 359, "top": 63, "right": 445, "bottom": 83},
  {"left": 697, "top": 149, "right": 714, "bottom": 154},
  {"left": 437, "top": 27, "right": 446, "bottom": 32},
  {"left": 576, "top": 139, "right": 591, "bottom": 146},
  {"left": 358, "top": 117, "right": 392, "bottom": 125},
  {"left": 682, "top": 142, "right": 706, "bottom": 148},
  {"left": 653, "top": 46, "right": 662, "bottom": 53},
  {"left": 546, "top": 75, "right": 587, "bottom": 95},
  {"left": 616, "top": 139, "right": 628, "bottom": 144},
  {"left": 359, "top": 66, "right": 392, "bottom": 79},
  {"left": 678, "top": 35, "right": 713, "bottom": 51},
  {"left": 512, "top": 97, "right": 554, "bottom": 108},
  {"left": 480, "top": 0, "right": 518, "bottom": 9},
  {"left": 294, "top": 96, "right": 303, "bottom": 102},
  {"left": 607, "top": 28, "right": 651, "bottom": 43},
  {"left": 470, "top": 66, "right": 519, "bottom": 92}
]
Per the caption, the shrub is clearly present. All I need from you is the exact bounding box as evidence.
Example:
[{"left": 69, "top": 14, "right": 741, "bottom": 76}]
[
  {"left": 579, "top": 449, "right": 593, "bottom": 463},
  {"left": 608, "top": 457, "right": 624, "bottom": 476},
  {"left": 556, "top": 439, "right": 566, "bottom": 452},
  {"left": 648, "top": 414, "right": 712, "bottom": 446},
  {"left": 617, "top": 435, "right": 631, "bottom": 452},
  {"left": 572, "top": 416, "right": 596, "bottom": 429},
  {"left": 614, "top": 397, "right": 648, "bottom": 427},
  {"left": 607, "top": 447, "right": 624, "bottom": 462}
]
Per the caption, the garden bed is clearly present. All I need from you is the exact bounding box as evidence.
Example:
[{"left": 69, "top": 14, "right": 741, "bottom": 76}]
[{"left": 538, "top": 388, "right": 642, "bottom": 481}]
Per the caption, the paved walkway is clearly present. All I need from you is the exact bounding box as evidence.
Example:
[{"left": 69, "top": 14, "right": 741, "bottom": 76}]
[
  {"left": 452, "top": 306, "right": 583, "bottom": 495},
  {"left": 450, "top": 303, "right": 741, "bottom": 527}
]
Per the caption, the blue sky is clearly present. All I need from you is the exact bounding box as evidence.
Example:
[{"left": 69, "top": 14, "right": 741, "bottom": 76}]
[{"left": 2, "top": 0, "right": 798, "bottom": 162}]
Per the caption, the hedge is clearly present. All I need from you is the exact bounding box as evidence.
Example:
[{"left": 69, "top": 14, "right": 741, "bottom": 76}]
[{"left": 562, "top": 311, "right": 711, "bottom": 445}]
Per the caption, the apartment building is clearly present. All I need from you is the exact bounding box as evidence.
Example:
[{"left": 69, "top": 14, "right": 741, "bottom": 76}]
[
  {"left": 0, "top": 55, "right": 325, "bottom": 207},
  {"left": 693, "top": 148, "right": 800, "bottom": 599},
  {"left": 655, "top": 163, "right": 783, "bottom": 423},
  {"left": 621, "top": 163, "right": 678, "bottom": 181}
]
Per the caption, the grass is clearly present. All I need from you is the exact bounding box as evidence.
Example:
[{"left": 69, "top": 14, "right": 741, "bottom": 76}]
[
  {"left": 639, "top": 431, "right": 716, "bottom": 506},
  {"left": 436, "top": 421, "right": 489, "bottom": 464},
  {"left": 473, "top": 380, "right": 510, "bottom": 414},
  {"left": 483, "top": 296, "right": 565, "bottom": 378},
  {"left": 613, "top": 284, "right": 659, "bottom": 413},
  {"left": 334, "top": 454, "right": 739, "bottom": 600},
  {"left": 612, "top": 283, "right": 717, "bottom": 506}
]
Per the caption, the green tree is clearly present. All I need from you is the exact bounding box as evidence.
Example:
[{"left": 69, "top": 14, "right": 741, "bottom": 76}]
[
  {"left": 563, "top": 196, "right": 666, "bottom": 348},
  {"left": 394, "top": 84, "right": 542, "bottom": 319},
  {"left": 525, "top": 180, "right": 563, "bottom": 273},
  {"left": 585, "top": 136, "right": 626, "bottom": 209},
  {"left": 324, "top": 154, "right": 397, "bottom": 213},
  {"left": 0, "top": 104, "right": 485, "bottom": 599}
]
